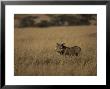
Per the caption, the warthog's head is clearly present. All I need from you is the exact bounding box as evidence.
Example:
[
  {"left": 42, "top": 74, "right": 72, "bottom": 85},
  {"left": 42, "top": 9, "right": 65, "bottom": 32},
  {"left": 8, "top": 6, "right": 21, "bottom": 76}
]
[{"left": 55, "top": 42, "right": 65, "bottom": 55}]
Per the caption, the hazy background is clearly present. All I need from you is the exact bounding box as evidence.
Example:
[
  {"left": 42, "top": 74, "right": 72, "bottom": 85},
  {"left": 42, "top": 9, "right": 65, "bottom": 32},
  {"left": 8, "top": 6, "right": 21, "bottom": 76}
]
[{"left": 14, "top": 14, "right": 96, "bottom": 28}]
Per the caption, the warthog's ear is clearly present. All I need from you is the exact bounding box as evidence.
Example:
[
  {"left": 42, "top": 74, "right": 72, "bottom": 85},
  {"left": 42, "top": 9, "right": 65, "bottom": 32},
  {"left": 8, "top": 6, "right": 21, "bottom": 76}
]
[
  {"left": 63, "top": 43, "right": 65, "bottom": 45},
  {"left": 56, "top": 43, "right": 59, "bottom": 45},
  {"left": 61, "top": 42, "right": 65, "bottom": 45}
]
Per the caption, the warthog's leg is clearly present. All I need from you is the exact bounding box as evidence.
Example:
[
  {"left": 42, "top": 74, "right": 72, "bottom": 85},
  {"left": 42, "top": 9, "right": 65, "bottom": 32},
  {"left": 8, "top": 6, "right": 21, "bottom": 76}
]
[{"left": 75, "top": 53, "right": 78, "bottom": 56}]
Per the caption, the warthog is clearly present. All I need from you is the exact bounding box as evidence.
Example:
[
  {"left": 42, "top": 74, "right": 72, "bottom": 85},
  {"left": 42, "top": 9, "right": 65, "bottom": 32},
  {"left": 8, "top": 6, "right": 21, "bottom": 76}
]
[{"left": 55, "top": 42, "right": 81, "bottom": 56}]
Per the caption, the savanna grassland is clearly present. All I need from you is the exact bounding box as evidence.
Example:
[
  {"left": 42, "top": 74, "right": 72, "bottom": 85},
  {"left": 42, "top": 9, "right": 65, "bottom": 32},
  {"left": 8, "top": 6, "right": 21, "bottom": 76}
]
[{"left": 14, "top": 26, "right": 97, "bottom": 76}]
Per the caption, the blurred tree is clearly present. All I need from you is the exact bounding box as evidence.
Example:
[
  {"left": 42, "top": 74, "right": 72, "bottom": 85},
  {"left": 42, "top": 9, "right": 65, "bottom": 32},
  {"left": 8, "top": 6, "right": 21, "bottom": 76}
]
[{"left": 19, "top": 16, "right": 38, "bottom": 27}]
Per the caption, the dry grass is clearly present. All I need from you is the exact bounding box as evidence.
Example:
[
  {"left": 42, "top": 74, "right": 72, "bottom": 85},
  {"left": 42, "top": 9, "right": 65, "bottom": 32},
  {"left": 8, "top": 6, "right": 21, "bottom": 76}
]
[{"left": 14, "top": 26, "right": 97, "bottom": 76}]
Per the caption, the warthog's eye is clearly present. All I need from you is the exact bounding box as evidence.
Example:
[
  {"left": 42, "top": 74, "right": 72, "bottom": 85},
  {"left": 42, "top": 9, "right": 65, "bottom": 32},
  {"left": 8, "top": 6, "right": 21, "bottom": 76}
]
[{"left": 61, "top": 46, "right": 63, "bottom": 49}]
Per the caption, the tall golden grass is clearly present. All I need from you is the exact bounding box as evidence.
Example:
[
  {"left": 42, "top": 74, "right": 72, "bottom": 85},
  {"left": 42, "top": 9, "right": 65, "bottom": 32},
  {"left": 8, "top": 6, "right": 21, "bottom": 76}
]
[{"left": 14, "top": 26, "right": 97, "bottom": 76}]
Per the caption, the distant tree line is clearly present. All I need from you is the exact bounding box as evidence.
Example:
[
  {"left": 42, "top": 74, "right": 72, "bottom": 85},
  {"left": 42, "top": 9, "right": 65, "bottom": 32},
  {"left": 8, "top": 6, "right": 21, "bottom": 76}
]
[{"left": 16, "top": 14, "right": 97, "bottom": 28}]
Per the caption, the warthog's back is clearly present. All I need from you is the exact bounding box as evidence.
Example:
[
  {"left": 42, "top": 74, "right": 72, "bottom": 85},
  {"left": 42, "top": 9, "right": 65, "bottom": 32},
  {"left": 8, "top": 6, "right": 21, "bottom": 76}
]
[
  {"left": 64, "top": 46, "right": 81, "bottom": 56},
  {"left": 72, "top": 46, "right": 81, "bottom": 53}
]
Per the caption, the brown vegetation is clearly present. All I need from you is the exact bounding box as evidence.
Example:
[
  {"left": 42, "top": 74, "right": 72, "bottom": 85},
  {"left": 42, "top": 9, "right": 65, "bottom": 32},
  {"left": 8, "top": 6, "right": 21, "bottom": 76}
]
[{"left": 14, "top": 26, "right": 97, "bottom": 76}]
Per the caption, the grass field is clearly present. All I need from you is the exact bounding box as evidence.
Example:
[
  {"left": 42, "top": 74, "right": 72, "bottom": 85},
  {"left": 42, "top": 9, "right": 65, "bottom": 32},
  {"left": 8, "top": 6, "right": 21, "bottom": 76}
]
[{"left": 14, "top": 26, "right": 97, "bottom": 76}]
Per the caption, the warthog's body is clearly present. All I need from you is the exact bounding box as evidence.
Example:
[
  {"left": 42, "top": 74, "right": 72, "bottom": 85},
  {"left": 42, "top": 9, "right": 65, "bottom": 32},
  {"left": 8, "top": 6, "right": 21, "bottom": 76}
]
[{"left": 55, "top": 43, "right": 81, "bottom": 56}]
